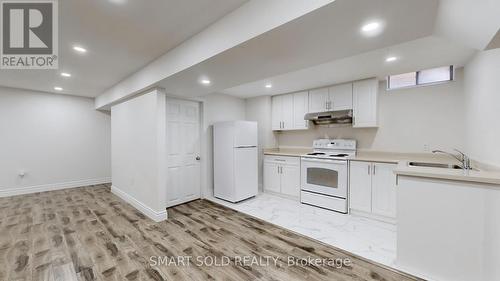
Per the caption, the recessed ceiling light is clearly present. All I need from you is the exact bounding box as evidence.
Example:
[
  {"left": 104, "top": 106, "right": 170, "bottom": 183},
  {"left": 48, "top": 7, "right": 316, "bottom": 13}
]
[
  {"left": 201, "top": 79, "right": 211, "bottom": 85},
  {"left": 73, "top": 46, "right": 87, "bottom": 53},
  {"left": 265, "top": 84, "right": 272, "bottom": 88},
  {"left": 385, "top": 56, "right": 398, "bottom": 62},
  {"left": 61, "top": 72, "right": 71, "bottom": 77},
  {"left": 54, "top": 87, "right": 63, "bottom": 91},
  {"left": 362, "top": 22, "right": 380, "bottom": 32},
  {"left": 361, "top": 21, "right": 384, "bottom": 37}
]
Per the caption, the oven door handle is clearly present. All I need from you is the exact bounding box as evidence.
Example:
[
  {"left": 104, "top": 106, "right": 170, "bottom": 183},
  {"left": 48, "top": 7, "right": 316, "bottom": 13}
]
[{"left": 301, "top": 158, "right": 347, "bottom": 165}]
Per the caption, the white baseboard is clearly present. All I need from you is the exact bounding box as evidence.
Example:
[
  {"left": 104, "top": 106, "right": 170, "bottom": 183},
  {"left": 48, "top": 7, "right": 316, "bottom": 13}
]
[
  {"left": 111, "top": 185, "right": 167, "bottom": 222},
  {"left": 0, "top": 177, "right": 111, "bottom": 198}
]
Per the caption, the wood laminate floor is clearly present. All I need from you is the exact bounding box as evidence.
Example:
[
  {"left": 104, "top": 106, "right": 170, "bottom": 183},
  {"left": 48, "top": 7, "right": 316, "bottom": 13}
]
[{"left": 0, "top": 185, "right": 422, "bottom": 281}]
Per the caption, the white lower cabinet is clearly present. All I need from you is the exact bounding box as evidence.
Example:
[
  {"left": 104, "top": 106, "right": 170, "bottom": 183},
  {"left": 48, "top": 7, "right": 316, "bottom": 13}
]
[
  {"left": 349, "top": 161, "right": 372, "bottom": 213},
  {"left": 263, "top": 162, "right": 281, "bottom": 193},
  {"left": 349, "top": 161, "right": 397, "bottom": 220},
  {"left": 263, "top": 155, "right": 300, "bottom": 198},
  {"left": 371, "top": 163, "right": 397, "bottom": 218}
]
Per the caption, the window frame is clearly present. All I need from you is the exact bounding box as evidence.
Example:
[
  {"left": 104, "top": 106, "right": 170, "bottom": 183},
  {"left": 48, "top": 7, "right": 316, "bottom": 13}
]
[{"left": 386, "top": 65, "right": 454, "bottom": 91}]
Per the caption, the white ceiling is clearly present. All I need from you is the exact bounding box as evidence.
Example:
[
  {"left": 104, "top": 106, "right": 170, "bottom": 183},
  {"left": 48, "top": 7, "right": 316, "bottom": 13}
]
[
  {"left": 157, "top": 0, "right": 440, "bottom": 97},
  {"left": 433, "top": 0, "right": 500, "bottom": 51},
  {"left": 0, "top": 0, "right": 247, "bottom": 97},
  {"left": 221, "top": 36, "right": 476, "bottom": 98}
]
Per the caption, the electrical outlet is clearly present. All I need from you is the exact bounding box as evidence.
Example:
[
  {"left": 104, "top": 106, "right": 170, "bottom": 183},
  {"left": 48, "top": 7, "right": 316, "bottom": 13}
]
[{"left": 423, "top": 144, "right": 430, "bottom": 152}]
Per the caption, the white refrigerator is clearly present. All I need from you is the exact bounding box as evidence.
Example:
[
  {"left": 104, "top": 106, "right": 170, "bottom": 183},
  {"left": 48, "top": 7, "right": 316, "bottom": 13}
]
[{"left": 213, "top": 121, "right": 258, "bottom": 203}]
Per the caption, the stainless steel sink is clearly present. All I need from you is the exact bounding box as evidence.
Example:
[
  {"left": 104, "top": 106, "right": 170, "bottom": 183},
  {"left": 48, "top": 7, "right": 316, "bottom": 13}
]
[{"left": 408, "top": 162, "right": 463, "bottom": 170}]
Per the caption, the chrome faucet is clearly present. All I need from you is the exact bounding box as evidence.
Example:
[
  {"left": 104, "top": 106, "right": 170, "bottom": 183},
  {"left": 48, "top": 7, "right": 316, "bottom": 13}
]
[{"left": 432, "top": 149, "right": 472, "bottom": 170}]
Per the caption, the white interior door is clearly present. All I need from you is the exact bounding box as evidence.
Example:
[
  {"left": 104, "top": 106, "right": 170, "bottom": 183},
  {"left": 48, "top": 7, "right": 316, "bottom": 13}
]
[{"left": 166, "top": 98, "right": 201, "bottom": 207}]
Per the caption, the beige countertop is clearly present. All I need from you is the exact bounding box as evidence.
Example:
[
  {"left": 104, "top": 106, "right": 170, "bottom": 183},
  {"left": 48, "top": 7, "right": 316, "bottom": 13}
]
[
  {"left": 394, "top": 161, "right": 500, "bottom": 186},
  {"left": 264, "top": 147, "right": 500, "bottom": 185},
  {"left": 350, "top": 150, "right": 454, "bottom": 164},
  {"left": 263, "top": 148, "right": 311, "bottom": 157},
  {"left": 264, "top": 148, "right": 454, "bottom": 163}
]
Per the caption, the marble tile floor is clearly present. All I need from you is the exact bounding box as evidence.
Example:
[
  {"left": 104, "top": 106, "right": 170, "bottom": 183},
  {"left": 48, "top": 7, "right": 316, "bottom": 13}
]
[{"left": 207, "top": 192, "right": 397, "bottom": 268}]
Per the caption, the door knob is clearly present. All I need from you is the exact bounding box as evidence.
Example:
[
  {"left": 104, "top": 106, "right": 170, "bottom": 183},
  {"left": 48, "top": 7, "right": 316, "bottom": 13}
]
[{"left": 196, "top": 156, "right": 201, "bottom": 161}]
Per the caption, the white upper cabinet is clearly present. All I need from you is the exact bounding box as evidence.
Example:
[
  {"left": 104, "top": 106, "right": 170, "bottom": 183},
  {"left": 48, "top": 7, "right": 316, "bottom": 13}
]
[
  {"left": 292, "top": 91, "right": 309, "bottom": 129},
  {"left": 281, "top": 94, "right": 294, "bottom": 130},
  {"left": 271, "top": 95, "right": 283, "bottom": 130},
  {"left": 353, "top": 78, "right": 378, "bottom": 128},
  {"left": 309, "top": 83, "right": 353, "bottom": 113},
  {"left": 272, "top": 92, "right": 309, "bottom": 131},
  {"left": 308, "top": 87, "right": 329, "bottom": 113},
  {"left": 329, "top": 83, "right": 353, "bottom": 111},
  {"left": 273, "top": 78, "right": 377, "bottom": 130}
]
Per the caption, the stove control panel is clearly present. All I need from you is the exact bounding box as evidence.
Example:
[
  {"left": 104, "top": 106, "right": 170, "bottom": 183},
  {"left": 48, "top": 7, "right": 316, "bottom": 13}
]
[{"left": 312, "top": 139, "right": 357, "bottom": 150}]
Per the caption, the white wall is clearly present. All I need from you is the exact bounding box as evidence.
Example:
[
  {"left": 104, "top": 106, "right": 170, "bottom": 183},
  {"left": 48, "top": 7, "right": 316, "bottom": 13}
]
[
  {"left": 111, "top": 89, "right": 167, "bottom": 220},
  {"left": 275, "top": 70, "right": 465, "bottom": 153},
  {"left": 464, "top": 48, "right": 500, "bottom": 167},
  {"left": 202, "top": 93, "right": 246, "bottom": 197},
  {"left": 245, "top": 95, "right": 277, "bottom": 190},
  {"left": 0, "top": 87, "right": 111, "bottom": 196}
]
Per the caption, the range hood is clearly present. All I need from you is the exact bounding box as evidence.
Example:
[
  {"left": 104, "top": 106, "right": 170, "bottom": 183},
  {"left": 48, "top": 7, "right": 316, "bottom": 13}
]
[{"left": 304, "top": 109, "right": 353, "bottom": 125}]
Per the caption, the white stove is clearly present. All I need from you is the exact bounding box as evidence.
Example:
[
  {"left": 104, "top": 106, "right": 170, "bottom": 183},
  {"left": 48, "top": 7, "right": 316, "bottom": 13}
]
[
  {"left": 300, "top": 139, "right": 356, "bottom": 213},
  {"left": 303, "top": 139, "right": 357, "bottom": 160}
]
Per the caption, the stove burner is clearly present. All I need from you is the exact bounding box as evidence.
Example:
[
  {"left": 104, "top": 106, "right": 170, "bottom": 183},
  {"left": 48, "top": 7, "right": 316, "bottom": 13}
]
[
  {"left": 307, "top": 152, "right": 326, "bottom": 156},
  {"left": 330, "top": 154, "right": 348, "bottom": 157}
]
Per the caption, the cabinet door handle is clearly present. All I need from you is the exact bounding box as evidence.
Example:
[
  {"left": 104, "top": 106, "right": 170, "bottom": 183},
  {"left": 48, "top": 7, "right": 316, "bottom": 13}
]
[
  {"left": 368, "top": 165, "right": 371, "bottom": 175},
  {"left": 373, "top": 165, "right": 376, "bottom": 175},
  {"left": 277, "top": 166, "right": 280, "bottom": 174}
]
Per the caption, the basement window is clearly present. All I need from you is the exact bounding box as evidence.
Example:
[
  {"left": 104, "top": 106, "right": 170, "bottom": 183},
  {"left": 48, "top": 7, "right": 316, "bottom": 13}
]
[{"left": 387, "top": 65, "right": 454, "bottom": 90}]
